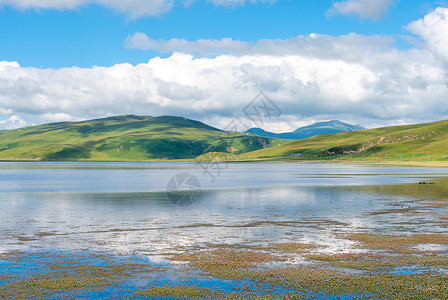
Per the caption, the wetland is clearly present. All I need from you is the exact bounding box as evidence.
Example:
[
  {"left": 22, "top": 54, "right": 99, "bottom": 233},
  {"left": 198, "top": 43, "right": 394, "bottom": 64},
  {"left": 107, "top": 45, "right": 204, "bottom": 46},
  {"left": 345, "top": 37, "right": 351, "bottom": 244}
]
[{"left": 1, "top": 162, "right": 447, "bottom": 299}]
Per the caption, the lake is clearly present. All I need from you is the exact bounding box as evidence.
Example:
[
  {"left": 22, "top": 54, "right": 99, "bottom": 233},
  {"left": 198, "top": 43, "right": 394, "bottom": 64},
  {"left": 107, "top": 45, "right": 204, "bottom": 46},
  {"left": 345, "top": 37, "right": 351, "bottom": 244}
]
[
  {"left": 1, "top": 162, "right": 448, "bottom": 298},
  {"left": 1, "top": 162, "right": 448, "bottom": 254}
]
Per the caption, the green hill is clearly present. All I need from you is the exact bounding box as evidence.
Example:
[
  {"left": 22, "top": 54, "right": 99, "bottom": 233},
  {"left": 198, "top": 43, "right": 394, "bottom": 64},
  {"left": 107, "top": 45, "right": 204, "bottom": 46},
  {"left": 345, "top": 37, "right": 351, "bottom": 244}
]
[
  {"left": 0, "top": 115, "right": 284, "bottom": 161},
  {"left": 228, "top": 118, "right": 448, "bottom": 163}
]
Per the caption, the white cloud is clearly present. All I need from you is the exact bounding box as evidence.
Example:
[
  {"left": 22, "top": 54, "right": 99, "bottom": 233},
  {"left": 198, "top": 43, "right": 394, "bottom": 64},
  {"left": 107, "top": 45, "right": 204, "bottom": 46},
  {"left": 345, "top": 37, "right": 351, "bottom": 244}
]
[
  {"left": 158, "top": 82, "right": 210, "bottom": 100},
  {"left": 326, "top": 0, "right": 395, "bottom": 20},
  {"left": 0, "top": 115, "right": 28, "bottom": 130},
  {"left": 0, "top": 0, "right": 88, "bottom": 10},
  {"left": 100, "top": 0, "right": 174, "bottom": 18},
  {"left": 2, "top": 8, "right": 448, "bottom": 132},
  {"left": 0, "top": 0, "right": 275, "bottom": 18},
  {"left": 125, "top": 34, "right": 252, "bottom": 55},
  {"left": 407, "top": 7, "right": 448, "bottom": 62},
  {"left": 125, "top": 32, "right": 394, "bottom": 58},
  {"left": 207, "top": 0, "right": 277, "bottom": 7},
  {"left": 0, "top": 0, "right": 174, "bottom": 18}
]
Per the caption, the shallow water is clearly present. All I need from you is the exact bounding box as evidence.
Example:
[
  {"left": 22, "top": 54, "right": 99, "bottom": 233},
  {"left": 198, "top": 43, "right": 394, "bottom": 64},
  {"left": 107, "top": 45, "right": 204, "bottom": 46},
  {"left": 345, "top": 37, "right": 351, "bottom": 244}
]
[{"left": 1, "top": 162, "right": 447, "bottom": 257}]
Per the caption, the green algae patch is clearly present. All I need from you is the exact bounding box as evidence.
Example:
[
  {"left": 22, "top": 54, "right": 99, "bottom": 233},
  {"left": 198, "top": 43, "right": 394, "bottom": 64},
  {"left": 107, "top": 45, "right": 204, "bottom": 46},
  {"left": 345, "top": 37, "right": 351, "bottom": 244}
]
[
  {"left": 304, "top": 252, "right": 448, "bottom": 272},
  {"left": 0, "top": 276, "right": 113, "bottom": 299},
  {"left": 343, "top": 233, "right": 448, "bottom": 253},
  {"left": 3, "top": 235, "right": 448, "bottom": 299},
  {"left": 171, "top": 248, "right": 286, "bottom": 280},
  {"left": 273, "top": 242, "right": 324, "bottom": 253},
  {"left": 172, "top": 248, "right": 285, "bottom": 269},
  {"left": 165, "top": 239, "right": 448, "bottom": 299},
  {"left": 251, "top": 267, "right": 448, "bottom": 299},
  {"left": 136, "top": 285, "right": 218, "bottom": 298},
  {"left": 0, "top": 252, "right": 164, "bottom": 299},
  {"left": 136, "top": 285, "right": 285, "bottom": 299}
]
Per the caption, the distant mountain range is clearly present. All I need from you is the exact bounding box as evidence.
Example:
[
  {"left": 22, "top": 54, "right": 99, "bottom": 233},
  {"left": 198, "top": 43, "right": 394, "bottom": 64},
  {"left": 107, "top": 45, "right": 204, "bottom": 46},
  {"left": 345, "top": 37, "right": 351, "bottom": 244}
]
[{"left": 245, "top": 120, "right": 365, "bottom": 140}]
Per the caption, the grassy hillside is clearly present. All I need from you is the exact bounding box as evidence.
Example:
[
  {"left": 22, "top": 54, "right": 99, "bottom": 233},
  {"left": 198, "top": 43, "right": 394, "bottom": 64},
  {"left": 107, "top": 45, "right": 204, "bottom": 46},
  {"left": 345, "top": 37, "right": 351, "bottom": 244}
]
[
  {"left": 226, "top": 118, "right": 448, "bottom": 163},
  {"left": 0, "top": 115, "right": 284, "bottom": 161}
]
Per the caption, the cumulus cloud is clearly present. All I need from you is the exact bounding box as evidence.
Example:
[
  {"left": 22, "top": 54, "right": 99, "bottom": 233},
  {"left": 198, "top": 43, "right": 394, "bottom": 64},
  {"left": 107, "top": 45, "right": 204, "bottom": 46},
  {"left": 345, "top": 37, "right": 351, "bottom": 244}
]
[
  {"left": 0, "top": 115, "right": 28, "bottom": 130},
  {"left": 125, "top": 32, "right": 394, "bottom": 58},
  {"left": 125, "top": 34, "right": 251, "bottom": 55},
  {"left": 2, "top": 8, "right": 448, "bottom": 132},
  {"left": 407, "top": 7, "right": 448, "bottom": 62},
  {"left": 1, "top": 45, "right": 447, "bottom": 131},
  {"left": 158, "top": 82, "right": 210, "bottom": 100},
  {"left": 326, "top": 0, "right": 395, "bottom": 20}
]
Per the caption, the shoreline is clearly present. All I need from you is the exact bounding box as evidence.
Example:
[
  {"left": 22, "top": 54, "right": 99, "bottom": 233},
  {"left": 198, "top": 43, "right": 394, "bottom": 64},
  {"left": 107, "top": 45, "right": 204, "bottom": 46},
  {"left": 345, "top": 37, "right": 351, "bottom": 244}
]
[{"left": 2, "top": 158, "right": 448, "bottom": 168}]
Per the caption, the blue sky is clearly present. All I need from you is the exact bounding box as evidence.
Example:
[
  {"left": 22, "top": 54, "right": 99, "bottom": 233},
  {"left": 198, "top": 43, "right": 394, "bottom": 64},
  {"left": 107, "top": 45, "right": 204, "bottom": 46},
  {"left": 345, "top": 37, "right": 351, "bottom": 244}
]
[
  {"left": 0, "top": 0, "right": 440, "bottom": 68},
  {"left": 1, "top": 0, "right": 448, "bottom": 131}
]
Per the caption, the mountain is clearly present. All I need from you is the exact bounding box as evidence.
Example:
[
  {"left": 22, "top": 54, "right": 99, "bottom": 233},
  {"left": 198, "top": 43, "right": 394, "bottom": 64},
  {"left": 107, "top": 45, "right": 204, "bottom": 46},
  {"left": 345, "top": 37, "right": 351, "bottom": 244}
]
[
  {"left": 0, "top": 115, "right": 285, "bottom": 161},
  {"left": 236, "top": 118, "right": 448, "bottom": 162},
  {"left": 245, "top": 120, "right": 365, "bottom": 140}
]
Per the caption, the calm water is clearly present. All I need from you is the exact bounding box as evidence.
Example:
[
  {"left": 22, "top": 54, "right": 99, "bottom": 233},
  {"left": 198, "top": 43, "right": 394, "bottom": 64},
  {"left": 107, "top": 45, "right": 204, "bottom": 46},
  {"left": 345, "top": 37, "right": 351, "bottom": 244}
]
[{"left": 1, "top": 162, "right": 448, "bottom": 257}]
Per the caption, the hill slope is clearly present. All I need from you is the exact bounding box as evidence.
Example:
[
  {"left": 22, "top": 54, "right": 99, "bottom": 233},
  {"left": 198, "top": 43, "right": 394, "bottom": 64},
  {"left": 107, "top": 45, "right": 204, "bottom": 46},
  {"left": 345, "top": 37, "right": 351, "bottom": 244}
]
[
  {"left": 245, "top": 120, "right": 365, "bottom": 140},
  {"left": 236, "top": 118, "right": 448, "bottom": 162},
  {"left": 0, "top": 115, "right": 284, "bottom": 161}
]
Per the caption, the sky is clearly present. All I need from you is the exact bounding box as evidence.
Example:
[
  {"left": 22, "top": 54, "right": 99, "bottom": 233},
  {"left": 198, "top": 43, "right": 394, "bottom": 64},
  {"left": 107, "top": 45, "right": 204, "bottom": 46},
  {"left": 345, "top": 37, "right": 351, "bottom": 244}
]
[{"left": 1, "top": 0, "right": 448, "bottom": 132}]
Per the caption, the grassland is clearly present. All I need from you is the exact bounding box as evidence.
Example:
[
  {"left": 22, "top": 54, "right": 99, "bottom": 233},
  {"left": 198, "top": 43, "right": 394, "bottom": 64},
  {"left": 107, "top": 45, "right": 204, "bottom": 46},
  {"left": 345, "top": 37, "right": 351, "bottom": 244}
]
[
  {"left": 202, "top": 118, "right": 448, "bottom": 166},
  {"left": 2, "top": 115, "right": 448, "bottom": 165},
  {"left": 0, "top": 115, "right": 284, "bottom": 161}
]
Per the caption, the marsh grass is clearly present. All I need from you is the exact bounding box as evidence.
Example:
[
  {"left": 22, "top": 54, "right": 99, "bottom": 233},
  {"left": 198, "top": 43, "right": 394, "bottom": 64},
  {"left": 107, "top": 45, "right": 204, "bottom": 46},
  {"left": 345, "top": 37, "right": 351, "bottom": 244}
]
[
  {"left": 304, "top": 253, "right": 448, "bottom": 272},
  {"left": 2, "top": 236, "right": 448, "bottom": 299},
  {"left": 273, "top": 242, "right": 324, "bottom": 253},
  {"left": 165, "top": 236, "right": 448, "bottom": 298},
  {"left": 0, "top": 252, "right": 163, "bottom": 299},
  {"left": 248, "top": 267, "right": 448, "bottom": 299},
  {"left": 342, "top": 233, "right": 448, "bottom": 254},
  {"left": 171, "top": 248, "right": 286, "bottom": 280},
  {"left": 164, "top": 253, "right": 448, "bottom": 299},
  {"left": 136, "top": 284, "right": 286, "bottom": 299},
  {"left": 423, "top": 198, "right": 448, "bottom": 207},
  {"left": 136, "top": 284, "right": 217, "bottom": 298}
]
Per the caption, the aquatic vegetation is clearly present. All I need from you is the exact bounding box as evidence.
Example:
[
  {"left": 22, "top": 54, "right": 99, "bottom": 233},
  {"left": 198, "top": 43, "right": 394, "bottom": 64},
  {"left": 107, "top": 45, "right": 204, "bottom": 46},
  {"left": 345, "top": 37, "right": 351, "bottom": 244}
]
[
  {"left": 343, "top": 233, "right": 448, "bottom": 253},
  {"left": 136, "top": 285, "right": 217, "bottom": 298},
  {"left": 423, "top": 198, "right": 448, "bottom": 207},
  {"left": 2, "top": 237, "right": 448, "bottom": 298},
  {"left": 247, "top": 267, "right": 448, "bottom": 299},
  {"left": 0, "top": 252, "right": 163, "bottom": 299},
  {"left": 0, "top": 276, "right": 112, "bottom": 298},
  {"left": 171, "top": 248, "right": 286, "bottom": 280},
  {"left": 304, "top": 252, "right": 448, "bottom": 272},
  {"left": 273, "top": 242, "right": 324, "bottom": 253},
  {"left": 167, "top": 249, "right": 448, "bottom": 299},
  {"left": 137, "top": 285, "right": 286, "bottom": 299},
  {"left": 165, "top": 235, "right": 448, "bottom": 298}
]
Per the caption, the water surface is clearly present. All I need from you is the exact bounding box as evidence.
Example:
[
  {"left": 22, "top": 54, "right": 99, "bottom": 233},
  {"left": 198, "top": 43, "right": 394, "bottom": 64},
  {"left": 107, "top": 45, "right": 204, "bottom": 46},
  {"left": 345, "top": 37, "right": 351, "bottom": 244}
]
[{"left": 1, "top": 162, "right": 447, "bottom": 256}]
